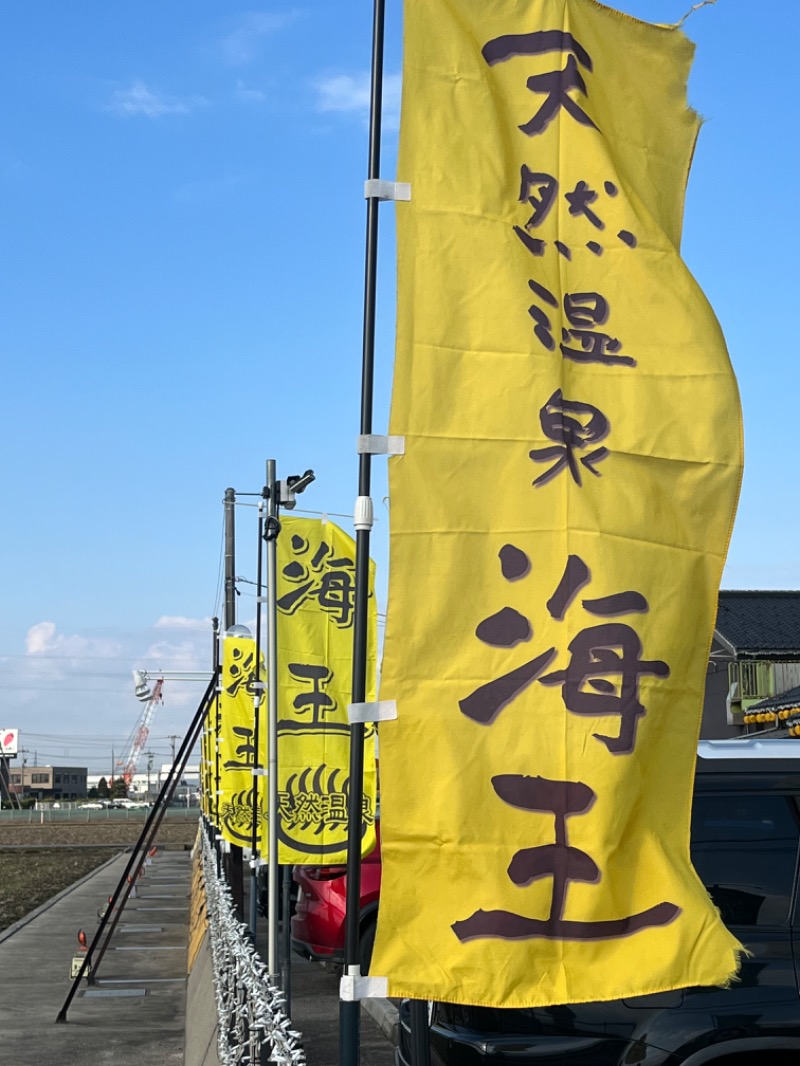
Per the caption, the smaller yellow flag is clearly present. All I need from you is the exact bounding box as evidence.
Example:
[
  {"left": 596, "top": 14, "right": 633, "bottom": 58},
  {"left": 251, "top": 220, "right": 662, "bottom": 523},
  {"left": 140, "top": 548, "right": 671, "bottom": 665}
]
[
  {"left": 276, "top": 516, "right": 378, "bottom": 864},
  {"left": 217, "top": 635, "right": 263, "bottom": 849}
]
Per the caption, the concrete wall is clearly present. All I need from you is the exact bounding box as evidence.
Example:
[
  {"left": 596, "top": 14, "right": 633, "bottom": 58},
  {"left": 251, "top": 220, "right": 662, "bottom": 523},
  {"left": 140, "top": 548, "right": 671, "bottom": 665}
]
[{"left": 184, "top": 931, "right": 222, "bottom": 1066}]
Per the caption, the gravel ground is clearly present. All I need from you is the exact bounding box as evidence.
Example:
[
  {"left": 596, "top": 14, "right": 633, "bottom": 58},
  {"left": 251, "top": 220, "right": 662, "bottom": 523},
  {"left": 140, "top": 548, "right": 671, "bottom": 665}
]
[{"left": 0, "top": 818, "right": 198, "bottom": 931}]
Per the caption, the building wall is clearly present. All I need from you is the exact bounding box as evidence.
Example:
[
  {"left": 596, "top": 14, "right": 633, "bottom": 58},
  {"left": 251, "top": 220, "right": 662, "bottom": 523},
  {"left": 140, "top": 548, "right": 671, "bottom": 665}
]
[
  {"left": 9, "top": 765, "right": 87, "bottom": 800},
  {"left": 702, "top": 659, "right": 741, "bottom": 739}
]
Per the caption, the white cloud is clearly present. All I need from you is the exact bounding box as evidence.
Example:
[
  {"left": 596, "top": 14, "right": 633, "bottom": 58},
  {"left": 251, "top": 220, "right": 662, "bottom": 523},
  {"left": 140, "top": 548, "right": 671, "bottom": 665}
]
[
  {"left": 314, "top": 72, "right": 402, "bottom": 130},
  {"left": 154, "top": 616, "right": 215, "bottom": 632},
  {"left": 236, "top": 78, "right": 268, "bottom": 104},
  {"left": 0, "top": 619, "right": 213, "bottom": 770},
  {"left": 141, "top": 637, "right": 209, "bottom": 668},
  {"left": 25, "top": 621, "right": 121, "bottom": 660},
  {"left": 106, "top": 80, "right": 198, "bottom": 118},
  {"left": 222, "top": 12, "right": 296, "bottom": 65},
  {"left": 315, "top": 73, "right": 370, "bottom": 114}
]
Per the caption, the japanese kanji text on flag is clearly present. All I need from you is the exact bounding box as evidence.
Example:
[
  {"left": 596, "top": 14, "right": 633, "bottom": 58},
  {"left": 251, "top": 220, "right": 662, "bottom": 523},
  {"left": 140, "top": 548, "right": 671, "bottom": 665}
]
[
  {"left": 372, "top": 0, "right": 744, "bottom": 1008},
  {"left": 276, "top": 516, "right": 378, "bottom": 864}
]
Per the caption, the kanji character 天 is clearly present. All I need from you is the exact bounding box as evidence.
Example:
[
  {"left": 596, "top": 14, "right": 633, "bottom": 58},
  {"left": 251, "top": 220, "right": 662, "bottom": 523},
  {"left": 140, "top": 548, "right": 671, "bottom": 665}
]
[{"left": 482, "top": 30, "right": 598, "bottom": 137}]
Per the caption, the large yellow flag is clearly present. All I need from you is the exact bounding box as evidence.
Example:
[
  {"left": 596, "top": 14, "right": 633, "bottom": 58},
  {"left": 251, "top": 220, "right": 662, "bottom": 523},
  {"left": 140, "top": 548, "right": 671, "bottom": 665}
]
[
  {"left": 373, "top": 0, "right": 744, "bottom": 1008},
  {"left": 276, "top": 516, "right": 378, "bottom": 863}
]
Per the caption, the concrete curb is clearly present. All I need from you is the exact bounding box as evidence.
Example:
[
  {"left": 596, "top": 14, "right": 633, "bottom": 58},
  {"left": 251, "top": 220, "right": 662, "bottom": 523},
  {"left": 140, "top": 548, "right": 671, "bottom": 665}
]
[
  {"left": 0, "top": 849, "right": 127, "bottom": 944},
  {"left": 362, "top": 997, "right": 400, "bottom": 1046}
]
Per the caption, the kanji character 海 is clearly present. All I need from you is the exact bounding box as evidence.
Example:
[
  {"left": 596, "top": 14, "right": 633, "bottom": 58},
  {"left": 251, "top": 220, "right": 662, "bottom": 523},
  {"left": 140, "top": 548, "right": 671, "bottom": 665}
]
[{"left": 459, "top": 551, "right": 668, "bottom": 753}]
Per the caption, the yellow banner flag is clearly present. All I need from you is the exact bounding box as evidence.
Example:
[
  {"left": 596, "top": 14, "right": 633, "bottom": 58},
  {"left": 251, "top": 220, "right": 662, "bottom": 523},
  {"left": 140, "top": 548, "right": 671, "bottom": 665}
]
[
  {"left": 217, "top": 635, "right": 262, "bottom": 848},
  {"left": 276, "top": 516, "right": 378, "bottom": 863},
  {"left": 201, "top": 689, "right": 219, "bottom": 824},
  {"left": 373, "top": 0, "right": 743, "bottom": 1008}
]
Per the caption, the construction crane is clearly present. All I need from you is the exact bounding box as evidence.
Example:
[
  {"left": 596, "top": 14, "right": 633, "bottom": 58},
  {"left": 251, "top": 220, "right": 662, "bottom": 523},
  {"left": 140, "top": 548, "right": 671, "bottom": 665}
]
[{"left": 118, "top": 678, "right": 164, "bottom": 789}]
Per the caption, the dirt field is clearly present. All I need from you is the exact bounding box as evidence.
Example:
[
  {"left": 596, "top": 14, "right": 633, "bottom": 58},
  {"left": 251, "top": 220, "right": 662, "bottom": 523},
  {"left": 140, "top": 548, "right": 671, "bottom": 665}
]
[{"left": 0, "top": 818, "right": 198, "bottom": 931}]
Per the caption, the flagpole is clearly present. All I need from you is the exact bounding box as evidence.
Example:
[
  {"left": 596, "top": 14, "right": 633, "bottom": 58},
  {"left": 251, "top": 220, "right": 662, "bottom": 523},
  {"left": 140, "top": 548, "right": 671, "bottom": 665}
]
[
  {"left": 224, "top": 487, "right": 245, "bottom": 921},
  {"left": 248, "top": 499, "right": 266, "bottom": 937},
  {"left": 339, "top": 0, "right": 386, "bottom": 1062},
  {"left": 265, "top": 458, "right": 281, "bottom": 980}
]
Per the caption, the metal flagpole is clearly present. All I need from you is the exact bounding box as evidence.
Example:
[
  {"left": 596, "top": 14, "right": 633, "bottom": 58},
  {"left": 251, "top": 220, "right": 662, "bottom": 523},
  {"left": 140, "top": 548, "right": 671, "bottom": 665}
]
[
  {"left": 264, "top": 458, "right": 281, "bottom": 979},
  {"left": 248, "top": 499, "right": 266, "bottom": 937},
  {"left": 223, "top": 487, "right": 246, "bottom": 921},
  {"left": 213, "top": 618, "right": 223, "bottom": 875},
  {"left": 339, "top": 0, "right": 386, "bottom": 1062}
]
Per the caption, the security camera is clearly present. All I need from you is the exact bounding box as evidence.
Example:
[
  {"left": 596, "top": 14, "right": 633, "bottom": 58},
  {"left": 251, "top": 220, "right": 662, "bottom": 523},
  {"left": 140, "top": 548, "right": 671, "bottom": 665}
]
[{"left": 278, "top": 469, "right": 315, "bottom": 509}]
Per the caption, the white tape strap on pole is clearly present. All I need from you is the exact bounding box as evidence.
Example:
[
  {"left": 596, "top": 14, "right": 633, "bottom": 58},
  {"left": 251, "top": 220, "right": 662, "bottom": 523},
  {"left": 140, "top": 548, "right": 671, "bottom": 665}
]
[
  {"left": 339, "top": 974, "right": 390, "bottom": 1001},
  {"left": 364, "top": 179, "right": 411, "bottom": 201},
  {"left": 347, "top": 700, "right": 398, "bottom": 724},
  {"left": 357, "top": 434, "right": 405, "bottom": 456}
]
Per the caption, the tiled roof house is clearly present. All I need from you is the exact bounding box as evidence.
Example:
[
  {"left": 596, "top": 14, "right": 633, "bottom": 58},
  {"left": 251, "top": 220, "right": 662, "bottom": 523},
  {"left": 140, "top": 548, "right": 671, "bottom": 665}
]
[{"left": 703, "top": 591, "right": 800, "bottom": 738}]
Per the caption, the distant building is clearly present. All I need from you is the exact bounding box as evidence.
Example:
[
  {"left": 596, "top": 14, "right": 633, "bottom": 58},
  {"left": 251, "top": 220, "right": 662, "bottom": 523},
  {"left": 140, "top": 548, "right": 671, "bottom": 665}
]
[
  {"left": 703, "top": 591, "right": 800, "bottom": 738},
  {"left": 86, "top": 764, "right": 199, "bottom": 802},
  {"left": 8, "top": 765, "right": 87, "bottom": 801}
]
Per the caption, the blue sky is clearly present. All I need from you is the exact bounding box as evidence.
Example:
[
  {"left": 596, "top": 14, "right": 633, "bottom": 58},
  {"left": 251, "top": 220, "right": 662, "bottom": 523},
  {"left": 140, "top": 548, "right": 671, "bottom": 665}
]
[{"left": 0, "top": 0, "right": 796, "bottom": 771}]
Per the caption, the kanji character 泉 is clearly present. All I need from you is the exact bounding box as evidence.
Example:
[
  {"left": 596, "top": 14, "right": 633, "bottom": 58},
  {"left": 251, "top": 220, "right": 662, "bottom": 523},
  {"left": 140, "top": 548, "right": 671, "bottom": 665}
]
[
  {"left": 529, "top": 389, "right": 610, "bottom": 486},
  {"left": 451, "top": 774, "right": 679, "bottom": 942},
  {"left": 459, "top": 550, "right": 668, "bottom": 753},
  {"left": 482, "top": 29, "right": 598, "bottom": 137}
]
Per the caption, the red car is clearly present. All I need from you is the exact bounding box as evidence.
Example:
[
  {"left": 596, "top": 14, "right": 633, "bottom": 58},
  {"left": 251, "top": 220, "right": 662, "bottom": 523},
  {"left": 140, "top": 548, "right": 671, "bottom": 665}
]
[{"left": 291, "top": 823, "right": 381, "bottom": 973}]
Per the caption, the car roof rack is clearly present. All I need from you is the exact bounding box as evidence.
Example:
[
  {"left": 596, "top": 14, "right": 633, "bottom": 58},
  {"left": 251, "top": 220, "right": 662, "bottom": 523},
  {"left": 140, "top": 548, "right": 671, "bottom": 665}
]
[{"left": 698, "top": 738, "right": 800, "bottom": 759}]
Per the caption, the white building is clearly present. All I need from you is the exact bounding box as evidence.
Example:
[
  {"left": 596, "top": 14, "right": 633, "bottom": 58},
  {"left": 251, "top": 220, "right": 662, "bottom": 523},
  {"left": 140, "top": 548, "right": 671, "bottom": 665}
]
[{"left": 87, "top": 764, "right": 199, "bottom": 801}]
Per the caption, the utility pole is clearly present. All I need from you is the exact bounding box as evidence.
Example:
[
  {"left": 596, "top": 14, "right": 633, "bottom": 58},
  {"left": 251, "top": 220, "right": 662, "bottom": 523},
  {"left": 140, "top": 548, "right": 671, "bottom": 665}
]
[
  {"left": 224, "top": 487, "right": 237, "bottom": 629},
  {"left": 144, "top": 751, "right": 154, "bottom": 801},
  {"left": 166, "top": 735, "right": 179, "bottom": 766}
]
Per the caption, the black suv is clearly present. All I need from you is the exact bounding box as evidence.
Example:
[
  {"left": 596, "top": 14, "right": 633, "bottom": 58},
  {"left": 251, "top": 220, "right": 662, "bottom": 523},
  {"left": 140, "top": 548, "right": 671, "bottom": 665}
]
[{"left": 397, "top": 740, "right": 800, "bottom": 1065}]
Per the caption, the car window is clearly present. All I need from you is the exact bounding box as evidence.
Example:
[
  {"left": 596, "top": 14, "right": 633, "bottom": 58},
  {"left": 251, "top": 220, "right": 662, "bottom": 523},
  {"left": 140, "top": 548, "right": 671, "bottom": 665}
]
[{"left": 690, "top": 793, "right": 800, "bottom": 927}]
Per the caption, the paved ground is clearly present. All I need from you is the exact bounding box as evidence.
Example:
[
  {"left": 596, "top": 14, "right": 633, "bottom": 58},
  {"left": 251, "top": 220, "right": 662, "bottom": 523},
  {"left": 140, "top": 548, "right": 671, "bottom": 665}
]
[
  {"left": 291, "top": 957, "right": 398, "bottom": 1066},
  {"left": 0, "top": 849, "right": 189, "bottom": 1065},
  {"left": 0, "top": 846, "right": 398, "bottom": 1065}
]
